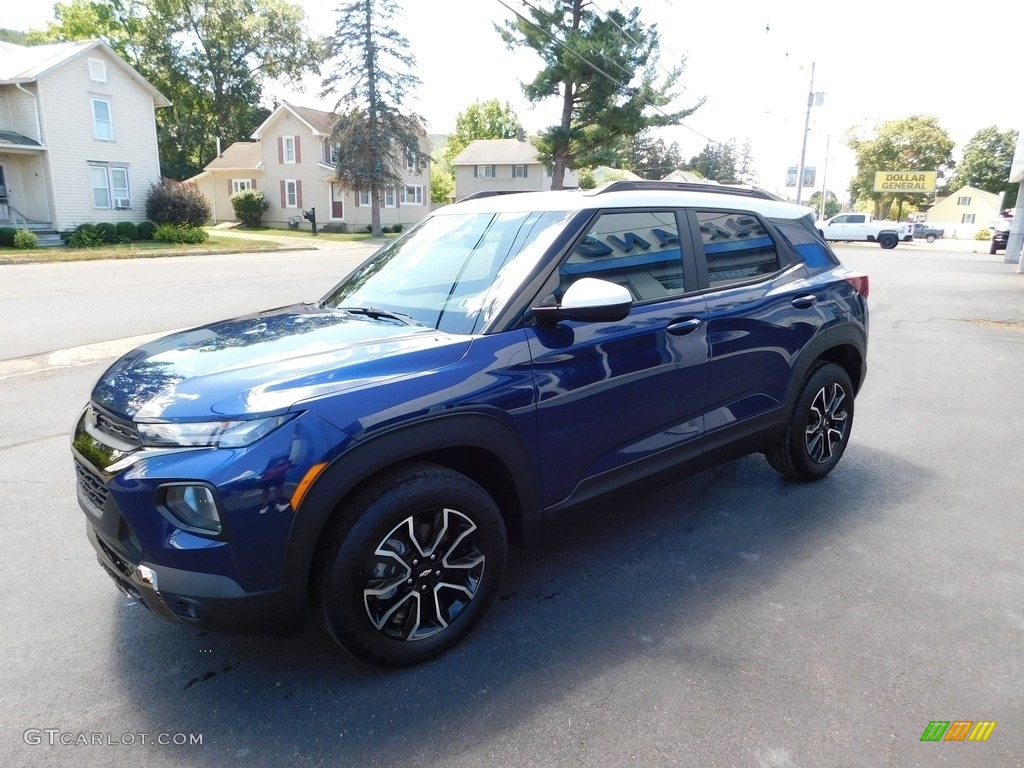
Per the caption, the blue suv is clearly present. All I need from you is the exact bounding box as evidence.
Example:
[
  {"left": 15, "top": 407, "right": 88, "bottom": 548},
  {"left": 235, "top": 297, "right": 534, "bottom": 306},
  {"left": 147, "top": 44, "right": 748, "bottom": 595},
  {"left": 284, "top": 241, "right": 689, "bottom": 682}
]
[{"left": 73, "top": 182, "right": 869, "bottom": 666}]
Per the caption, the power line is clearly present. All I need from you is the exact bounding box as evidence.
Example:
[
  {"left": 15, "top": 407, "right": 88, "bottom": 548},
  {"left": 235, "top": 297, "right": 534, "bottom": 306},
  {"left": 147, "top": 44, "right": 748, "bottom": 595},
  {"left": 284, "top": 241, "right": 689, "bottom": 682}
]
[{"left": 589, "top": 0, "right": 690, "bottom": 90}]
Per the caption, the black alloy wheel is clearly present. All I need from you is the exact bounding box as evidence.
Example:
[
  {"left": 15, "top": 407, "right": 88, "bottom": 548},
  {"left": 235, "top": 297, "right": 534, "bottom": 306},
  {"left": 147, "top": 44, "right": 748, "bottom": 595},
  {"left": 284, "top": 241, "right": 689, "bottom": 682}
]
[
  {"left": 314, "top": 462, "right": 507, "bottom": 667},
  {"left": 766, "top": 362, "right": 854, "bottom": 481}
]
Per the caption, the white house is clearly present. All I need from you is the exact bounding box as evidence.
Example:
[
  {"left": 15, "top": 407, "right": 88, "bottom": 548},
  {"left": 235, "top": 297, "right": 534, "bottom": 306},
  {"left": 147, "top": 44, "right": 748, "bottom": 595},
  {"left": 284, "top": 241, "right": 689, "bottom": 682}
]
[
  {"left": 189, "top": 102, "right": 431, "bottom": 231},
  {"left": 0, "top": 40, "right": 170, "bottom": 234},
  {"left": 451, "top": 138, "right": 579, "bottom": 200}
]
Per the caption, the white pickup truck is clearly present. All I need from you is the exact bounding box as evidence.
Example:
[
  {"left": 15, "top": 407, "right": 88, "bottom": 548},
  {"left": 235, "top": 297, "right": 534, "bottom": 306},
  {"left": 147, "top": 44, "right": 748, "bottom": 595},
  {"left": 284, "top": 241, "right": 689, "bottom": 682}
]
[{"left": 817, "top": 213, "right": 912, "bottom": 249}]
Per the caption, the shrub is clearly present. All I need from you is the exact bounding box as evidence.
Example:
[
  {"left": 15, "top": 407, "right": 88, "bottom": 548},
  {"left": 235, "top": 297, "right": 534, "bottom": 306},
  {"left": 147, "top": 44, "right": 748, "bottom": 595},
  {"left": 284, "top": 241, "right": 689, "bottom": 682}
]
[
  {"left": 392, "top": 223, "right": 403, "bottom": 233},
  {"left": 116, "top": 221, "right": 138, "bottom": 242},
  {"left": 230, "top": 189, "right": 270, "bottom": 228},
  {"left": 66, "top": 223, "right": 106, "bottom": 248},
  {"left": 137, "top": 221, "right": 156, "bottom": 241},
  {"left": 96, "top": 222, "right": 118, "bottom": 244},
  {"left": 153, "top": 223, "right": 209, "bottom": 244},
  {"left": 13, "top": 229, "right": 38, "bottom": 249},
  {"left": 974, "top": 228, "right": 992, "bottom": 241},
  {"left": 145, "top": 179, "right": 210, "bottom": 227},
  {"left": 0, "top": 227, "right": 15, "bottom": 247},
  {"left": 365, "top": 224, "right": 373, "bottom": 233}
]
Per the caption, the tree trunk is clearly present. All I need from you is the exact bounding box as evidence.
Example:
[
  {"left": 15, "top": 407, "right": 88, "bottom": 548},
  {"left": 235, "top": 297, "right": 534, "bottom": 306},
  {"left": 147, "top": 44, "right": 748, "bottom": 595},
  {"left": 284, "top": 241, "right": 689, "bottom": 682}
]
[{"left": 551, "top": 0, "right": 583, "bottom": 190}]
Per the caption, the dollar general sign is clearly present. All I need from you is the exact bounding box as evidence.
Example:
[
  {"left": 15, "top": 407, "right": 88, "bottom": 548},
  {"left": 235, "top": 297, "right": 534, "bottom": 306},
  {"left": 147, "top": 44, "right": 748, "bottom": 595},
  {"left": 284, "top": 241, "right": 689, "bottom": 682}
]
[{"left": 873, "top": 171, "right": 937, "bottom": 193}]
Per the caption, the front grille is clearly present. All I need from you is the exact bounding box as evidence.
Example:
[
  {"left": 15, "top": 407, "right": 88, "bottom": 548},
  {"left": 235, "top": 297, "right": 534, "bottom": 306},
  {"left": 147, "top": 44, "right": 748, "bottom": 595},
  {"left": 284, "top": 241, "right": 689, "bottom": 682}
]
[
  {"left": 93, "top": 409, "right": 141, "bottom": 446},
  {"left": 95, "top": 532, "right": 136, "bottom": 580},
  {"left": 74, "top": 458, "right": 109, "bottom": 512}
]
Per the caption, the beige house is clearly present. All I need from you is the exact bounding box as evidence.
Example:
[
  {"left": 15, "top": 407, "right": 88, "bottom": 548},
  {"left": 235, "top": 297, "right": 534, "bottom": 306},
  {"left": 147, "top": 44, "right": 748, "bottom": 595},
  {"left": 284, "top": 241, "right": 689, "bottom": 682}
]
[
  {"left": 451, "top": 138, "right": 579, "bottom": 200},
  {"left": 189, "top": 102, "right": 431, "bottom": 231},
  {"left": 924, "top": 184, "right": 1002, "bottom": 239},
  {"left": 0, "top": 40, "right": 169, "bottom": 236}
]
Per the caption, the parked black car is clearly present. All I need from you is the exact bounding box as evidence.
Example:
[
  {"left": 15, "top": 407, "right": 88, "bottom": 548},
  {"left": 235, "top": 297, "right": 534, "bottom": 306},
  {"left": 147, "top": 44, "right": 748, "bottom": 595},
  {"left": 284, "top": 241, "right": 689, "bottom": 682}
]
[{"left": 990, "top": 216, "right": 1012, "bottom": 255}]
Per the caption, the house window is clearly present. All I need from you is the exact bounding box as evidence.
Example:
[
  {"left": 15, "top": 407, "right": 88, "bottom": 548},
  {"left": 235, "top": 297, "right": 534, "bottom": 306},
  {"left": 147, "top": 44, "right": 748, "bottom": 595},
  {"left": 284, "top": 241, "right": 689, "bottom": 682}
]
[
  {"left": 513, "top": 165, "right": 527, "bottom": 179},
  {"left": 284, "top": 180, "right": 298, "bottom": 208},
  {"left": 329, "top": 144, "right": 339, "bottom": 164},
  {"left": 92, "top": 98, "right": 113, "bottom": 141},
  {"left": 358, "top": 190, "right": 371, "bottom": 207},
  {"left": 406, "top": 148, "right": 417, "bottom": 173},
  {"left": 90, "top": 164, "right": 130, "bottom": 209},
  {"left": 283, "top": 136, "right": 296, "bottom": 164},
  {"left": 961, "top": 213, "right": 976, "bottom": 224},
  {"left": 475, "top": 165, "right": 495, "bottom": 178},
  {"left": 88, "top": 58, "right": 106, "bottom": 82},
  {"left": 957, "top": 196, "right": 971, "bottom": 206},
  {"left": 384, "top": 187, "right": 396, "bottom": 208},
  {"left": 232, "top": 179, "right": 253, "bottom": 194},
  {"left": 400, "top": 185, "right": 423, "bottom": 205}
]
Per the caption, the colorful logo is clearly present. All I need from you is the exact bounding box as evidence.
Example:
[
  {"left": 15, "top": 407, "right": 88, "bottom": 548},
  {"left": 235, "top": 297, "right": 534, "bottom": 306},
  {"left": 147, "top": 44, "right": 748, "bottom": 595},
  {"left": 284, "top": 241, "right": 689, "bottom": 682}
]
[{"left": 920, "top": 721, "right": 996, "bottom": 742}]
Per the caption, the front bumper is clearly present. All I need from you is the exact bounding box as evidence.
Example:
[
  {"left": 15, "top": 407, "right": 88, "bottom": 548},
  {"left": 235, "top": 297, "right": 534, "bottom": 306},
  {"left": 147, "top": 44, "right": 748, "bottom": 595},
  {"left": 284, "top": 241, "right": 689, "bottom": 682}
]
[{"left": 86, "top": 522, "right": 307, "bottom": 635}]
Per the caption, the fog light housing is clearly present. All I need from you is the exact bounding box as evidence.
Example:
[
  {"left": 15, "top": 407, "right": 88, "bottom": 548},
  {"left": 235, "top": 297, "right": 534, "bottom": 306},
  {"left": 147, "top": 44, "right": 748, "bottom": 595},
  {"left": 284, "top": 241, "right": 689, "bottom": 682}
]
[{"left": 161, "top": 484, "right": 223, "bottom": 536}]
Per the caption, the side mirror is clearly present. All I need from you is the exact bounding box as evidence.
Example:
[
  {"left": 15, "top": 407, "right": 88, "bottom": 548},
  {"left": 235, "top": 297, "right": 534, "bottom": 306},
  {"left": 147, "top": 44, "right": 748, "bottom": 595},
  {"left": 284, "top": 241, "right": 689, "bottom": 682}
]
[{"left": 532, "top": 277, "right": 632, "bottom": 324}]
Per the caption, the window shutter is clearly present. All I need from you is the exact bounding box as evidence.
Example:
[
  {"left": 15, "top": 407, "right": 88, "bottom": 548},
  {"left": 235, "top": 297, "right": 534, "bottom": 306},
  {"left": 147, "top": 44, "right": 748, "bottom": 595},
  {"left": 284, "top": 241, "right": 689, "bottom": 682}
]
[
  {"left": 294, "top": 136, "right": 301, "bottom": 164},
  {"left": 280, "top": 180, "right": 286, "bottom": 208},
  {"left": 228, "top": 180, "right": 234, "bottom": 197},
  {"left": 278, "top": 137, "right": 283, "bottom": 164},
  {"left": 354, "top": 191, "right": 359, "bottom": 207},
  {"left": 523, "top": 165, "right": 528, "bottom": 178},
  {"left": 491, "top": 165, "right": 496, "bottom": 177},
  {"left": 296, "top": 180, "right": 302, "bottom": 209},
  {"left": 251, "top": 178, "right": 257, "bottom": 189}
]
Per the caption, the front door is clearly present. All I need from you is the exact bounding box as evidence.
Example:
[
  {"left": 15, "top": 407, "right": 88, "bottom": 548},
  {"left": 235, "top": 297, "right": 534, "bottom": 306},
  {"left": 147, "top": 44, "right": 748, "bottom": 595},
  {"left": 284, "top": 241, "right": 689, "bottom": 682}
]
[
  {"left": 527, "top": 208, "right": 710, "bottom": 508},
  {"left": 331, "top": 183, "right": 344, "bottom": 219}
]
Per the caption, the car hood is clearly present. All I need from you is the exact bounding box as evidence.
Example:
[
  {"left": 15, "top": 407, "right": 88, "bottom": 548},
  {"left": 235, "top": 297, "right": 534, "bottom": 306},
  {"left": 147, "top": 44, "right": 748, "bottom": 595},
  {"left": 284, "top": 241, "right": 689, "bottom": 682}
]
[{"left": 91, "top": 304, "right": 470, "bottom": 420}]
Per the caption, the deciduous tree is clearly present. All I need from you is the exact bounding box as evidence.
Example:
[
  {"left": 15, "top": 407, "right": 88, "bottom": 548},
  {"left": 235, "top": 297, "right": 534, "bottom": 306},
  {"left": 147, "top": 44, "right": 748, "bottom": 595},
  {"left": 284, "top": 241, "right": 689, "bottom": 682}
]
[
  {"left": 29, "top": 0, "right": 318, "bottom": 180},
  {"left": 321, "top": 0, "right": 426, "bottom": 237},
  {"left": 499, "top": 0, "right": 699, "bottom": 189},
  {"left": 444, "top": 99, "right": 522, "bottom": 166},
  {"left": 947, "top": 126, "right": 1019, "bottom": 208},
  {"left": 846, "top": 116, "right": 955, "bottom": 219}
]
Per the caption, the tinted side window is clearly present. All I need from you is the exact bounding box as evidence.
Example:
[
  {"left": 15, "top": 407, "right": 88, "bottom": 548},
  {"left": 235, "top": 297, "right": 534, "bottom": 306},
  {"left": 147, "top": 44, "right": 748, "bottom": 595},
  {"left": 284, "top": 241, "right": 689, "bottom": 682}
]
[
  {"left": 561, "top": 210, "right": 686, "bottom": 301},
  {"left": 696, "top": 210, "right": 781, "bottom": 288},
  {"left": 849, "top": 214, "right": 865, "bottom": 223},
  {"left": 831, "top": 215, "right": 848, "bottom": 224}
]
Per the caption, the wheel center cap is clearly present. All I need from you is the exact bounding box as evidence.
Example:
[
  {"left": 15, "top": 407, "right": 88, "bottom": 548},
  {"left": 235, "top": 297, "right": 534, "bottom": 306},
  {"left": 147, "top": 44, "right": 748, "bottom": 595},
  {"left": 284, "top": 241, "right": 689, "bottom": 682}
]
[{"left": 418, "top": 567, "right": 433, "bottom": 579}]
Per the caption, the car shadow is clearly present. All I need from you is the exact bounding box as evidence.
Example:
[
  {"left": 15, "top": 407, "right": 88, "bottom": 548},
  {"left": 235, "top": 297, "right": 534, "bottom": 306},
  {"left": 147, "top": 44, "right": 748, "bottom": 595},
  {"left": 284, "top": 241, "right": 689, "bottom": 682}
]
[{"left": 111, "top": 445, "right": 925, "bottom": 766}]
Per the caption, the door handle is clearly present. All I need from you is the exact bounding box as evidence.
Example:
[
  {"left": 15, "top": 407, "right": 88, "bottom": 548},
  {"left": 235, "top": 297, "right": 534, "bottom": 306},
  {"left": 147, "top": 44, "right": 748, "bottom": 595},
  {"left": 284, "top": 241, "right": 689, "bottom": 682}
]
[
  {"left": 791, "top": 294, "right": 817, "bottom": 309},
  {"left": 666, "top": 318, "right": 703, "bottom": 336}
]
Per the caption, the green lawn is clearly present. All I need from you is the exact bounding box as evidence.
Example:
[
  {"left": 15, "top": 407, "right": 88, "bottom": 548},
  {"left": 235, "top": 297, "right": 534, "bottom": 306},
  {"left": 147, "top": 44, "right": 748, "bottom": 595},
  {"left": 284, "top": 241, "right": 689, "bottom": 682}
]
[{"left": 0, "top": 234, "right": 291, "bottom": 264}]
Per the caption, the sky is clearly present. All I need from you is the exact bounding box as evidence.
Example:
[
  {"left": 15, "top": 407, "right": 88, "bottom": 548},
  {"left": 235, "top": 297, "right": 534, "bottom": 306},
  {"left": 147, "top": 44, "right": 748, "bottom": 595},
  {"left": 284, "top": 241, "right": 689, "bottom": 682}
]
[{"left": 7, "top": 0, "right": 1023, "bottom": 198}]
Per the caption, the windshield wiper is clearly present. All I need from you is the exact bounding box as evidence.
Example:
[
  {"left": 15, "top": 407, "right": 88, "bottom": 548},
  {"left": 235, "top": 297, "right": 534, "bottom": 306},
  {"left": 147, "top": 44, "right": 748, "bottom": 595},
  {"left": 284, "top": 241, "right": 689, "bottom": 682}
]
[{"left": 333, "top": 306, "right": 422, "bottom": 326}]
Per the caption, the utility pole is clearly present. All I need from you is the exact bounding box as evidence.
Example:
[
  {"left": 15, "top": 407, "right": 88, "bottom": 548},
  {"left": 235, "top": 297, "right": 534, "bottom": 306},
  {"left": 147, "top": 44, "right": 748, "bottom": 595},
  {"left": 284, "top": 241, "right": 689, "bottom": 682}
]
[{"left": 795, "top": 62, "right": 815, "bottom": 206}]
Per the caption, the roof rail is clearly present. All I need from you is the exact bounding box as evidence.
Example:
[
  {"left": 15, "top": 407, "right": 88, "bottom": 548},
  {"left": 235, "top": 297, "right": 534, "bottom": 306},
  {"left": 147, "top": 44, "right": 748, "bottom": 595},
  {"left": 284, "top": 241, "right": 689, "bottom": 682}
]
[
  {"left": 592, "top": 180, "right": 783, "bottom": 202},
  {"left": 458, "top": 190, "right": 528, "bottom": 202}
]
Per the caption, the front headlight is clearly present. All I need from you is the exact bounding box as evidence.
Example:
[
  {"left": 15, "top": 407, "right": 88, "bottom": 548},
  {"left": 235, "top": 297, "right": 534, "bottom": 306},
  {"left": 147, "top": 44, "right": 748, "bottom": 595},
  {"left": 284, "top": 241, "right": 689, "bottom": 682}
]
[{"left": 137, "top": 414, "right": 296, "bottom": 448}]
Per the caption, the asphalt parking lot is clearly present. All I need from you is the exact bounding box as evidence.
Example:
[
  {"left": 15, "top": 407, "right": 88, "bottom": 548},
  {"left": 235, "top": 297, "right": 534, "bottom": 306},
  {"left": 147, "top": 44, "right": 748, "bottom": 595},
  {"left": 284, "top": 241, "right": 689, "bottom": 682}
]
[{"left": 0, "top": 242, "right": 1021, "bottom": 767}]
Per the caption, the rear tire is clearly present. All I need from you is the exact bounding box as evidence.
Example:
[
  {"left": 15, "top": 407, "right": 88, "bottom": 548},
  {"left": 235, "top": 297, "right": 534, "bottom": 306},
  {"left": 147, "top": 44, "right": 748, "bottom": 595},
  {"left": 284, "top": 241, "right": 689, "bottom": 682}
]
[
  {"left": 766, "top": 362, "right": 854, "bottom": 481},
  {"left": 314, "top": 462, "right": 507, "bottom": 667},
  {"left": 879, "top": 234, "right": 898, "bottom": 249}
]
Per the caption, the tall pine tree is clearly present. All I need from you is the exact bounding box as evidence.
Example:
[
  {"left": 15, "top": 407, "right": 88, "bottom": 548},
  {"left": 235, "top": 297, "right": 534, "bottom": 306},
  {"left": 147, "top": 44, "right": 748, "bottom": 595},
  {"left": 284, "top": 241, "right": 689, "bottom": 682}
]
[
  {"left": 321, "top": 0, "right": 426, "bottom": 236},
  {"left": 499, "top": 0, "right": 699, "bottom": 189}
]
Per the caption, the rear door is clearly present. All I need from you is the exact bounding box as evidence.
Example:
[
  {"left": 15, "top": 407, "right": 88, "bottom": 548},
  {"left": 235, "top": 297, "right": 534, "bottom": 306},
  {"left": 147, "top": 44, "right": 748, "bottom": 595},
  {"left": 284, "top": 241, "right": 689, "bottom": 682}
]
[
  {"left": 691, "top": 208, "right": 826, "bottom": 436},
  {"left": 527, "top": 208, "right": 710, "bottom": 508}
]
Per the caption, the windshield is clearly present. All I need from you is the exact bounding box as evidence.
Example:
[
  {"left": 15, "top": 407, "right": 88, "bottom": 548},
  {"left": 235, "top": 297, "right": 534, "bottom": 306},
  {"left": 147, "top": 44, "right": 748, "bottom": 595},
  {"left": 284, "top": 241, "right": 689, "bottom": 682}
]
[{"left": 322, "top": 209, "right": 572, "bottom": 334}]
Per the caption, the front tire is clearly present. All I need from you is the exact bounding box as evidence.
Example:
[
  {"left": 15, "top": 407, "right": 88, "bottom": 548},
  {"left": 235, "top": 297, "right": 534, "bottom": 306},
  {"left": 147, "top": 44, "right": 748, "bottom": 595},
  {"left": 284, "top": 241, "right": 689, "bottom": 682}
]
[
  {"left": 926, "top": 234, "right": 936, "bottom": 243},
  {"left": 314, "top": 462, "right": 507, "bottom": 667},
  {"left": 766, "top": 362, "right": 854, "bottom": 481}
]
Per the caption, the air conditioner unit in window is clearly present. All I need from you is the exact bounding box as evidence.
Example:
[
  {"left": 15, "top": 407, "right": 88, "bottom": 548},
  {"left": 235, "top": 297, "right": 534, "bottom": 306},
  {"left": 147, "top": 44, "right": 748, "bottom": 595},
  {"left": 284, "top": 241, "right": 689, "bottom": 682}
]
[{"left": 114, "top": 198, "right": 131, "bottom": 209}]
